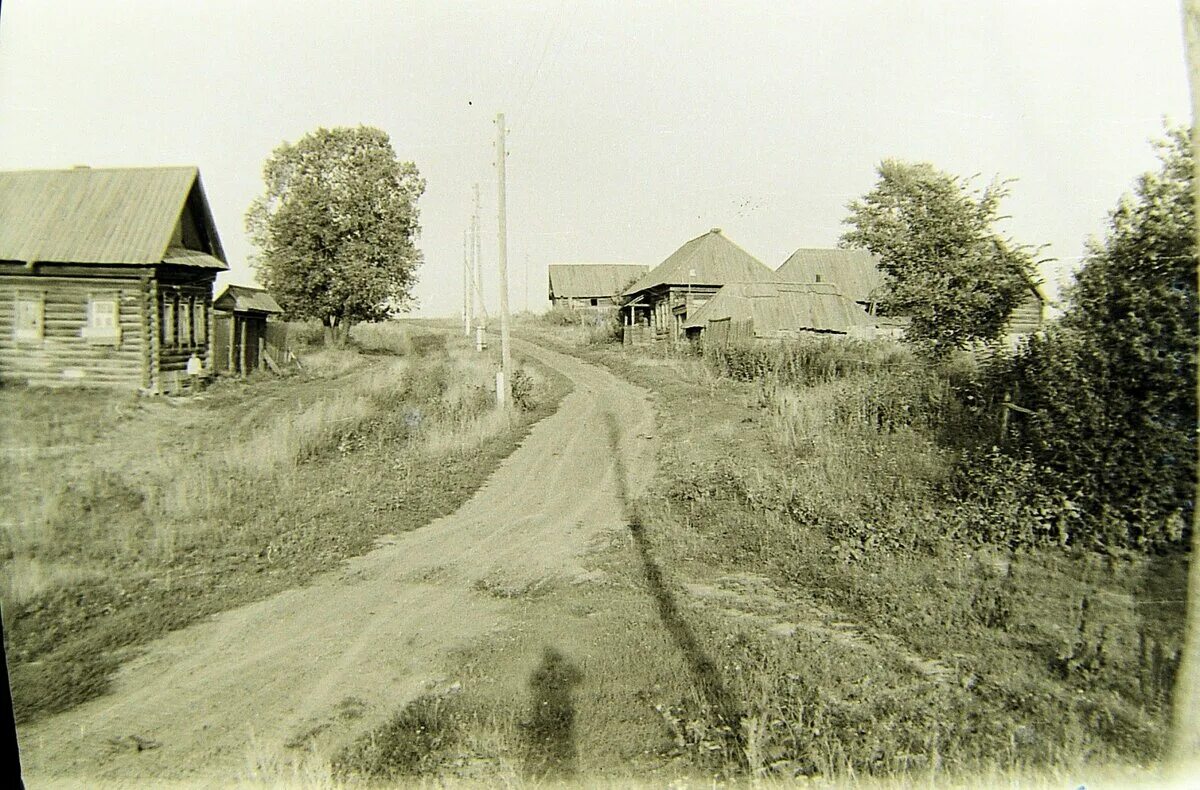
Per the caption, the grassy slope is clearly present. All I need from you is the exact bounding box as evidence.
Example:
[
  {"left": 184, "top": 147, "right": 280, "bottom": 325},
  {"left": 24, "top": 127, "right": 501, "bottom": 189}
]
[
  {"left": 499, "top": 325, "right": 1184, "bottom": 783},
  {"left": 1, "top": 325, "right": 570, "bottom": 724}
]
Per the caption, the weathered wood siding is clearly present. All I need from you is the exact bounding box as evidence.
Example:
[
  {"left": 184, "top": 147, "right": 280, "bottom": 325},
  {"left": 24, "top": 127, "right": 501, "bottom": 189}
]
[
  {"left": 1006, "top": 287, "right": 1045, "bottom": 336},
  {"left": 155, "top": 268, "right": 216, "bottom": 394},
  {"left": 0, "top": 273, "right": 148, "bottom": 389}
]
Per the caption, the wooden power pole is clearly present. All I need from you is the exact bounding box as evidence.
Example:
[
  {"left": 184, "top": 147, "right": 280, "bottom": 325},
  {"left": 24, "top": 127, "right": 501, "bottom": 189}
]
[
  {"left": 473, "top": 183, "right": 485, "bottom": 349},
  {"left": 463, "top": 229, "right": 471, "bottom": 337},
  {"left": 495, "top": 112, "right": 512, "bottom": 407}
]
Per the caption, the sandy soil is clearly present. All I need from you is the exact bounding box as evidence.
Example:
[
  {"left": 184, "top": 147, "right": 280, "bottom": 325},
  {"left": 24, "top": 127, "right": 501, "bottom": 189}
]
[{"left": 16, "top": 337, "right": 655, "bottom": 785}]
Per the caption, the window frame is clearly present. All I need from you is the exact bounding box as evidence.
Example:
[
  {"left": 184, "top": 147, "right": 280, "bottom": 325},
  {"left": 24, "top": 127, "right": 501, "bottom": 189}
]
[
  {"left": 82, "top": 292, "right": 122, "bottom": 345},
  {"left": 13, "top": 291, "right": 45, "bottom": 343}
]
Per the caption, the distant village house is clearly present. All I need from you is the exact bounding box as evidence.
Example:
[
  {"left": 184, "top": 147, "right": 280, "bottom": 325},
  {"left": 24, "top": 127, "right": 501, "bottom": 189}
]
[
  {"left": 622, "top": 228, "right": 775, "bottom": 344},
  {"left": 0, "top": 166, "right": 227, "bottom": 393},
  {"left": 548, "top": 263, "right": 648, "bottom": 313}
]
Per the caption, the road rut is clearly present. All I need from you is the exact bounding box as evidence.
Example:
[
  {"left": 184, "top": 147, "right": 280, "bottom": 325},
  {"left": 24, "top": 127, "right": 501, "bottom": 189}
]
[{"left": 17, "top": 337, "right": 655, "bottom": 784}]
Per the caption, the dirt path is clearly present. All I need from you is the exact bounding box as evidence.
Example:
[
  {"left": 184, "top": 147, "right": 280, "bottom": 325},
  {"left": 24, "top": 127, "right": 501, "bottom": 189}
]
[{"left": 17, "top": 338, "right": 655, "bottom": 785}]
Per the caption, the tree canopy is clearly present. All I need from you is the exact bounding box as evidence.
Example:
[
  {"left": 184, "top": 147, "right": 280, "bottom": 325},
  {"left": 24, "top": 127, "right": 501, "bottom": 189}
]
[
  {"left": 840, "top": 160, "right": 1041, "bottom": 356},
  {"left": 1003, "top": 125, "right": 1196, "bottom": 548},
  {"left": 246, "top": 126, "right": 426, "bottom": 337}
]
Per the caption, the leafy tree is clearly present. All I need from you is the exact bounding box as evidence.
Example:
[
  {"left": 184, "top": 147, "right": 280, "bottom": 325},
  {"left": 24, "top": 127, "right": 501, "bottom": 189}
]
[
  {"left": 841, "top": 160, "right": 1041, "bottom": 356},
  {"left": 246, "top": 126, "right": 426, "bottom": 343},
  {"left": 1004, "top": 125, "right": 1196, "bottom": 549}
]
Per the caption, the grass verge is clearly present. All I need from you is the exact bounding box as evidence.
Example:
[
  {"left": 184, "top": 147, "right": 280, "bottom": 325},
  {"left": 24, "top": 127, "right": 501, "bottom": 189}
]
[{"left": 1, "top": 322, "right": 570, "bottom": 724}]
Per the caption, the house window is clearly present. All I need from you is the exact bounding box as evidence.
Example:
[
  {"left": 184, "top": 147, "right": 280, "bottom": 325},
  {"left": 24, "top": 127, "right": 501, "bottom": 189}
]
[
  {"left": 180, "top": 295, "right": 193, "bottom": 347},
  {"left": 83, "top": 294, "right": 121, "bottom": 344},
  {"left": 162, "top": 294, "right": 177, "bottom": 347},
  {"left": 590, "top": 298, "right": 599, "bottom": 307},
  {"left": 195, "top": 298, "right": 207, "bottom": 345},
  {"left": 14, "top": 293, "right": 44, "bottom": 341}
]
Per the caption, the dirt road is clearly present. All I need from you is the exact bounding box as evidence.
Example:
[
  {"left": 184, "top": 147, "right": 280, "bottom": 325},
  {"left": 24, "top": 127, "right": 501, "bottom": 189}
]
[{"left": 17, "top": 337, "right": 655, "bottom": 784}]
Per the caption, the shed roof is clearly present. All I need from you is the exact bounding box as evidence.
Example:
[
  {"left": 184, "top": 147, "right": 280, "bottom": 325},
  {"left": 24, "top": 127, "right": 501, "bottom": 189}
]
[
  {"left": 213, "top": 284, "right": 283, "bottom": 314},
  {"left": 683, "top": 281, "right": 876, "bottom": 335},
  {"left": 624, "top": 228, "right": 774, "bottom": 296},
  {"left": 0, "top": 166, "right": 226, "bottom": 268},
  {"left": 774, "top": 248, "right": 884, "bottom": 304},
  {"left": 548, "top": 263, "right": 649, "bottom": 298}
]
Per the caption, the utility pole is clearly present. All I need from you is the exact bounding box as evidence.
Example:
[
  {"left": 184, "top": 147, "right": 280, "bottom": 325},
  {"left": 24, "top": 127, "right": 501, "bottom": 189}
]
[
  {"left": 495, "top": 112, "right": 512, "bottom": 407},
  {"left": 463, "top": 229, "right": 471, "bottom": 337},
  {"left": 473, "top": 183, "right": 485, "bottom": 350}
]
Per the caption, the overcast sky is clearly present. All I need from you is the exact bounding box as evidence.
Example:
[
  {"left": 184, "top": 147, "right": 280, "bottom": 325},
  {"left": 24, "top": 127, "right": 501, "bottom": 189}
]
[{"left": 0, "top": 2, "right": 1190, "bottom": 316}]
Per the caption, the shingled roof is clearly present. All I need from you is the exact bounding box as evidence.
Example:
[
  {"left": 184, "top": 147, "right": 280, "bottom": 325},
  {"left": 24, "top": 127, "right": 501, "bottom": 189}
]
[
  {"left": 774, "top": 248, "right": 884, "bottom": 305},
  {"left": 214, "top": 284, "right": 282, "bottom": 315},
  {"left": 548, "top": 263, "right": 649, "bottom": 299},
  {"left": 683, "top": 281, "right": 876, "bottom": 336},
  {"left": 624, "top": 228, "right": 774, "bottom": 296},
  {"left": 0, "top": 166, "right": 226, "bottom": 268}
]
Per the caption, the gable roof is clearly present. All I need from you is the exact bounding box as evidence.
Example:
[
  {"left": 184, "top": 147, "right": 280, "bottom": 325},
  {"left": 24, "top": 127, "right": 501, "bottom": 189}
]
[
  {"left": 774, "top": 248, "right": 884, "bottom": 305},
  {"left": 548, "top": 263, "right": 649, "bottom": 298},
  {"left": 624, "top": 228, "right": 775, "bottom": 296},
  {"left": 683, "top": 281, "right": 876, "bottom": 335},
  {"left": 0, "top": 166, "right": 226, "bottom": 268},
  {"left": 213, "top": 284, "right": 282, "bottom": 314}
]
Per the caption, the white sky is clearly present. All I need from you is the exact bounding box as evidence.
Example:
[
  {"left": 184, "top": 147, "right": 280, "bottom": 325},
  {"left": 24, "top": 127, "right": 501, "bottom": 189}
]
[{"left": 0, "top": 1, "right": 1190, "bottom": 315}]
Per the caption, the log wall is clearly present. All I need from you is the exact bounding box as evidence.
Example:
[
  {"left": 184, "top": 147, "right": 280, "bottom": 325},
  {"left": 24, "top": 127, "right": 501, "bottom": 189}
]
[{"left": 0, "top": 273, "right": 148, "bottom": 389}]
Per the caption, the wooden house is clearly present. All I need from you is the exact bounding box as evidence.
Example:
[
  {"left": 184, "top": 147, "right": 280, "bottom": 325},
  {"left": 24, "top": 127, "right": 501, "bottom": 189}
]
[
  {"left": 212, "top": 284, "right": 283, "bottom": 375},
  {"left": 774, "top": 248, "right": 886, "bottom": 314},
  {"left": 682, "top": 281, "right": 877, "bottom": 343},
  {"left": 0, "top": 166, "right": 227, "bottom": 393},
  {"left": 548, "top": 263, "right": 648, "bottom": 317},
  {"left": 622, "top": 228, "right": 775, "bottom": 343}
]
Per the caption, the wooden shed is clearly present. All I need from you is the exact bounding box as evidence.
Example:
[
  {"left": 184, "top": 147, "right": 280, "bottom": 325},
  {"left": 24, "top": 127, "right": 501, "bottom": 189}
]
[
  {"left": 622, "top": 228, "right": 775, "bottom": 344},
  {"left": 0, "top": 166, "right": 227, "bottom": 393},
  {"left": 212, "top": 284, "right": 283, "bottom": 375},
  {"left": 683, "top": 281, "right": 877, "bottom": 343}
]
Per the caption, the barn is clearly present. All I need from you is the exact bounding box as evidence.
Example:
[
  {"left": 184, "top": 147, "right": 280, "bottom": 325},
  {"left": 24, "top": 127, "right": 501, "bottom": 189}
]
[
  {"left": 547, "top": 264, "right": 648, "bottom": 314},
  {"left": 777, "top": 246, "right": 1047, "bottom": 345},
  {"left": 682, "top": 281, "right": 877, "bottom": 343},
  {"left": 622, "top": 228, "right": 775, "bottom": 344},
  {"left": 0, "top": 166, "right": 227, "bottom": 393},
  {"left": 212, "top": 284, "right": 283, "bottom": 375},
  {"left": 775, "top": 248, "right": 885, "bottom": 314}
]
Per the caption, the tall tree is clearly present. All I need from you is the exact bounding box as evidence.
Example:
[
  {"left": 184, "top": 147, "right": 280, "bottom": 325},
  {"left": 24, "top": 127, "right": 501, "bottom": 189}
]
[
  {"left": 841, "top": 160, "right": 1041, "bottom": 356},
  {"left": 246, "top": 126, "right": 425, "bottom": 343}
]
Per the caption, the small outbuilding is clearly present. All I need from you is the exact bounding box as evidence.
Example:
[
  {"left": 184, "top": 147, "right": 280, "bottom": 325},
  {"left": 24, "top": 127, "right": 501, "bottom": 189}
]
[
  {"left": 622, "top": 228, "right": 775, "bottom": 343},
  {"left": 683, "top": 281, "right": 877, "bottom": 343},
  {"left": 0, "top": 165, "right": 227, "bottom": 393},
  {"left": 548, "top": 264, "right": 648, "bottom": 312},
  {"left": 212, "top": 284, "right": 283, "bottom": 375}
]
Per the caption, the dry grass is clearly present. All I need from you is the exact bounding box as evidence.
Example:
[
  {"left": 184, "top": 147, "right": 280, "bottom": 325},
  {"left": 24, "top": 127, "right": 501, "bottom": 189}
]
[{"left": 1, "top": 321, "right": 571, "bottom": 723}]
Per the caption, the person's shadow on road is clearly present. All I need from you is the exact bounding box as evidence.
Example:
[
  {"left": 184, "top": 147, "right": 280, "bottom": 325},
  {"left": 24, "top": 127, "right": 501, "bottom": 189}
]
[{"left": 521, "top": 646, "right": 583, "bottom": 780}]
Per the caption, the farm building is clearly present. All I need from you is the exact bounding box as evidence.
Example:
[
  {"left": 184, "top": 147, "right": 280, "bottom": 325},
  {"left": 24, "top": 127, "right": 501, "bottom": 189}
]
[
  {"left": 775, "top": 248, "right": 885, "bottom": 313},
  {"left": 622, "top": 228, "right": 775, "bottom": 344},
  {"left": 776, "top": 246, "right": 1047, "bottom": 345},
  {"left": 212, "top": 284, "right": 283, "bottom": 375},
  {"left": 0, "top": 166, "right": 227, "bottom": 393},
  {"left": 548, "top": 264, "right": 648, "bottom": 312},
  {"left": 682, "top": 281, "right": 877, "bottom": 343}
]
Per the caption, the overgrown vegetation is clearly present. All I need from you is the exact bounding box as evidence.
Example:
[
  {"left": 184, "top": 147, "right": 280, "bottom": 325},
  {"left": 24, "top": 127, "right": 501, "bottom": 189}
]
[
  {"left": 580, "top": 338, "right": 1184, "bottom": 781},
  {"left": 994, "top": 126, "right": 1196, "bottom": 551},
  {"left": 0, "top": 322, "right": 568, "bottom": 724}
]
